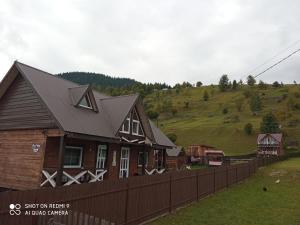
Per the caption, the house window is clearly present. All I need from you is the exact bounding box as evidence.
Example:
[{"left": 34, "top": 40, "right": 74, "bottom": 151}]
[
  {"left": 132, "top": 109, "right": 144, "bottom": 136},
  {"left": 96, "top": 145, "right": 107, "bottom": 169},
  {"left": 154, "top": 150, "right": 164, "bottom": 169},
  {"left": 79, "top": 94, "right": 92, "bottom": 109},
  {"left": 138, "top": 151, "right": 148, "bottom": 167},
  {"left": 120, "top": 116, "right": 130, "bottom": 134},
  {"left": 64, "top": 146, "right": 83, "bottom": 168}
]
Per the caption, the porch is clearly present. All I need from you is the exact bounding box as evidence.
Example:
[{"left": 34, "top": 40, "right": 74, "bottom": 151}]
[{"left": 41, "top": 135, "right": 167, "bottom": 187}]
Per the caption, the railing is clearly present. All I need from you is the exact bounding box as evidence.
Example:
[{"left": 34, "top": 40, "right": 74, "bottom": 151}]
[{"left": 41, "top": 169, "right": 107, "bottom": 187}]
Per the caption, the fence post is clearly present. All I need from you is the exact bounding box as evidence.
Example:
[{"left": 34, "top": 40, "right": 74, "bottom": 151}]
[
  {"left": 213, "top": 168, "right": 216, "bottom": 193},
  {"left": 226, "top": 166, "right": 229, "bottom": 188},
  {"left": 235, "top": 166, "right": 238, "bottom": 183},
  {"left": 124, "top": 180, "right": 129, "bottom": 225},
  {"left": 169, "top": 173, "right": 172, "bottom": 213},
  {"left": 196, "top": 171, "right": 199, "bottom": 201}
]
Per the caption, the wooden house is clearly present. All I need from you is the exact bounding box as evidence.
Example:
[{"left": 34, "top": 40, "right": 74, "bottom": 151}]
[
  {"left": 257, "top": 133, "right": 284, "bottom": 156},
  {"left": 186, "top": 144, "right": 215, "bottom": 163},
  {"left": 166, "top": 146, "right": 186, "bottom": 170},
  {"left": 0, "top": 61, "right": 175, "bottom": 190}
]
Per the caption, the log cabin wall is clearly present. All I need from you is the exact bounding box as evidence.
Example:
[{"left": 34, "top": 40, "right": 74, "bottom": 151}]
[{"left": 0, "top": 129, "right": 47, "bottom": 190}]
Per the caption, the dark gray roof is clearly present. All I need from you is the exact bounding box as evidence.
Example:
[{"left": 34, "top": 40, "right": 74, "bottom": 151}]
[
  {"left": 257, "top": 133, "right": 282, "bottom": 143},
  {"left": 2, "top": 62, "right": 175, "bottom": 147},
  {"left": 69, "top": 85, "right": 90, "bottom": 105},
  {"left": 166, "top": 146, "right": 183, "bottom": 156},
  {"left": 149, "top": 120, "right": 176, "bottom": 148}
]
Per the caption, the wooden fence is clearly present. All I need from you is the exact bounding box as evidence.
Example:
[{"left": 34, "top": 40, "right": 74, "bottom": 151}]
[{"left": 0, "top": 157, "right": 279, "bottom": 225}]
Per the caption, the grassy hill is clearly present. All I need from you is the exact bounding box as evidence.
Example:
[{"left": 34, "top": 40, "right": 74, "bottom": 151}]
[{"left": 144, "top": 85, "right": 300, "bottom": 155}]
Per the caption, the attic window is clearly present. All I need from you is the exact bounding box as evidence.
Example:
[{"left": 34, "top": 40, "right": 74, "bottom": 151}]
[
  {"left": 79, "top": 94, "right": 92, "bottom": 109},
  {"left": 120, "top": 116, "right": 130, "bottom": 134},
  {"left": 132, "top": 109, "right": 144, "bottom": 136}
]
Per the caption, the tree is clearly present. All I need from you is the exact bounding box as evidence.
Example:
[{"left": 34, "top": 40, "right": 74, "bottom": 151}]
[
  {"left": 235, "top": 98, "right": 243, "bottom": 112},
  {"left": 250, "top": 94, "right": 262, "bottom": 114},
  {"left": 219, "top": 74, "right": 230, "bottom": 92},
  {"left": 203, "top": 90, "right": 209, "bottom": 101},
  {"left": 196, "top": 81, "right": 203, "bottom": 87},
  {"left": 260, "top": 112, "right": 280, "bottom": 133},
  {"left": 232, "top": 80, "right": 238, "bottom": 90},
  {"left": 272, "top": 81, "right": 280, "bottom": 88},
  {"left": 147, "top": 110, "right": 159, "bottom": 120},
  {"left": 244, "top": 123, "right": 253, "bottom": 135},
  {"left": 258, "top": 80, "right": 268, "bottom": 90},
  {"left": 167, "top": 133, "right": 177, "bottom": 143},
  {"left": 247, "top": 75, "right": 256, "bottom": 86}
]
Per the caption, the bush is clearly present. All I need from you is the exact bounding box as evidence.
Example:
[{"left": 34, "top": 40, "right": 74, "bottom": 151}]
[
  {"left": 235, "top": 98, "right": 243, "bottom": 112},
  {"left": 250, "top": 94, "right": 262, "bottom": 114},
  {"left": 147, "top": 110, "right": 159, "bottom": 120},
  {"left": 167, "top": 133, "right": 177, "bottom": 143},
  {"left": 272, "top": 81, "right": 280, "bottom": 88},
  {"left": 203, "top": 90, "right": 209, "bottom": 101},
  {"left": 244, "top": 123, "right": 253, "bottom": 135},
  {"left": 222, "top": 108, "right": 228, "bottom": 114}
]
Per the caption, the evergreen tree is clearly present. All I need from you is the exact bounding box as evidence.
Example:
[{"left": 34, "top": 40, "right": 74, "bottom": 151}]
[
  {"left": 260, "top": 112, "right": 280, "bottom": 133},
  {"left": 247, "top": 75, "right": 256, "bottom": 86},
  {"left": 219, "top": 74, "right": 230, "bottom": 92},
  {"left": 244, "top": 123, "right": 253, "bottom": 135},
  {"left": 203, "top": 90, "right": 209, "bottom": 101},
  {"left": 232, "top": 80, "right": 238, "bottom": 90},
  {"left": 196, "top": 81, "right": 203, "bottom": 87},
  {"left": 250, "top": 94, "right": 262, "bottom": 113}
]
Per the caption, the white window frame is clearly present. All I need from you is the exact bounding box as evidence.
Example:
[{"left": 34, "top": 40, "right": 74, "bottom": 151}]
[
  {"left": 138, "top": 151, "right": 148, "bottom": 167},
  {"left": 131, "top": 109, "right": 144, "bottom": 136},
  {"left": 120, "top": 117, "right": 131, "bottom": 134},
  {"left": 96, "top": 145, "right": 107, "bottom": 169},
  {"left": 79, "top": 94, "right": 93, "bottom": 109},
  {"left": 119, "top": 147, "right": 130, "bottom": 178},
  {"left": 63, "top": 146, "right": 83, "bottom": 168}
]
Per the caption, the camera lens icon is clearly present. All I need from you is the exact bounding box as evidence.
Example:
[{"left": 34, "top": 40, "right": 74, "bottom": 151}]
[{"left": 9, "top": 203, "right": 21, "bottom": 216}]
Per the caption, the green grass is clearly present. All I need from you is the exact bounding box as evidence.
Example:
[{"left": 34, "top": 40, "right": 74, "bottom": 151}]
[
  {"left": 145, "top": 85, "right": 300, "bottom": 155},
  {"left": 149, "top": 157, "right": 300, "bottom": 225}
]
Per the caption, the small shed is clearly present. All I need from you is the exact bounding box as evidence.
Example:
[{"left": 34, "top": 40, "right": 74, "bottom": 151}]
[
  {"left": 257, "top": 133, "right": 284, "bottom": 156},
  {"left": 166, "top": 146, "right": 186, "bottom": 170}
]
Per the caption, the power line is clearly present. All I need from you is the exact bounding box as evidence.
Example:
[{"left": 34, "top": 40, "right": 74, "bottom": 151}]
[
  {"left": 254, "top": 48, "right": 300, "bottom": 78},
  {"left": 240, "top": 39, "right": 300, "bottom": 80}
]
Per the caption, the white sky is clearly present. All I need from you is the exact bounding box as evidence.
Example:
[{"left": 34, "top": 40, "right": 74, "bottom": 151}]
[{"left": 0, "top": 0, "right": 300, "bottom": 85}]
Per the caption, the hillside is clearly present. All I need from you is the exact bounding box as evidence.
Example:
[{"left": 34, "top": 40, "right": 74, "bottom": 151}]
[
  {"left": 144, "top": 85, "right": 300, "bottom": 155},
  {"left": 58, "top": 72, "right": 139, "bottom": 88}
]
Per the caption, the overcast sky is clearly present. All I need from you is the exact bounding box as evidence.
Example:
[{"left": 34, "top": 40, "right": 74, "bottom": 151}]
[{"left": 0, "top": 0, "right": 299, "bottom": 85}]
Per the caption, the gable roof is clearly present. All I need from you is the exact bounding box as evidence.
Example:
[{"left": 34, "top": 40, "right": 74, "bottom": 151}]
[
  {"left": 149, "top": 120, "right": 176, "bottom": 148},
  {"left": 0, "top": 61, "right": 175, "bottom": 147},
  {"left": 166, "top": 146, "right": 183, "bottom": 157},
  {"left": 100, "top": 94, "right": 139, "bottom": 134},
  {"left": 257, "top": 133, "right": 282, "bottom": 143},
  {"left": 69, "top": 85, "right": 90, "bottom": 106}
]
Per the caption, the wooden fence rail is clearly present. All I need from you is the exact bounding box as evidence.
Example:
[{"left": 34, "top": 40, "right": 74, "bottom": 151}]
[{"left": 0, "top": 157, "right": 279, "bottom": 225}]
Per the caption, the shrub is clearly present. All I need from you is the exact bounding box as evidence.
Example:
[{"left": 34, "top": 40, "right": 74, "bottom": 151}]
[
  {"left": 272, "top": 81, "right": 280, "bottom": 88},
  {"left": 147, "top": 110, "right": 159, "bottom": 120},
  {"left": 244, "top": 123, "right": 253, "bottom": 135},
  {"left": 167, "top": 133, "right": 177, "bottom": 143},
  {"left": 222, "top": 108, "right": 228, "bottom": 114},
  {"left": 203, "top": 90, "right": 209, "bottom": 101},
  {"left": 243, "top": 89, "right": 252, "bottom": 98},
  {"left": 235, "top": 98, "right": 243, "bottom": 112}
]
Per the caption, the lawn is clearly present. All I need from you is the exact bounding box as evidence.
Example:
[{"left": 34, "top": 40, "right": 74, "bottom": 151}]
[{"left": 149, "top": 157, "right": 300, "bottom": 225}]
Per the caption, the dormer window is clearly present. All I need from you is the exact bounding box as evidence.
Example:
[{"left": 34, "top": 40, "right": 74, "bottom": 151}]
[
  {"left": 79, "top": 94, "right": 92, "bottom": 109},
  {"left": 120, "top": 116, "right": 130, "bottom": 134}
]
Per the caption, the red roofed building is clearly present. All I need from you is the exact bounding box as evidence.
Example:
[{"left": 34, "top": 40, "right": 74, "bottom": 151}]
[{"left": 257, "top": 133, "right": 284, "bottom": 156}]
